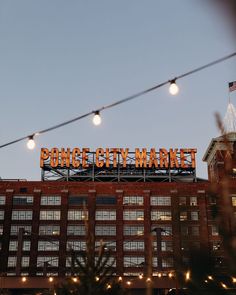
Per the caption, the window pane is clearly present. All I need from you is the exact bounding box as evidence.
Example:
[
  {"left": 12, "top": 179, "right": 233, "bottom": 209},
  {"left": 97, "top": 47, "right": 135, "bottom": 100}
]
[
  {"left": 151, "top": 196, "right": 171, "bottom": 206},
  {"left": 41, "top": 196, "right": 61, "bottom": 206}
]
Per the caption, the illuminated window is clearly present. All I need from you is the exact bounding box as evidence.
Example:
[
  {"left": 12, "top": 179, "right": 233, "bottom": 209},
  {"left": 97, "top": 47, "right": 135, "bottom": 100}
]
[
  {"left": 67, "top": 225, "right": 86, "bottom": 236},
  {"left": 12, "top": 210, "right": 32, "bottom": 220},
  {"left": 95, "top": 256, "right": 116, "bottom": 267},
  {"left": 40, "top": 210, "right": 60, "bottom": 220},
  {"left": 124, "top": 225, "right": 144, "bottom": 236},
  {"left": 191, "top": 211, "right": 199, "bottom": 221},
  {"left": 13, "top": 196, "right": 33, "bottom": 205},
  {"left": 0, "top": 224, "right": 3, "bottom": 235},
  {"left": 211, "top": 225, "right": 219, "bottom": 236},
  {"left": 123, "top": 241, "right": 144, "bottom": 251},
  {"left": 123, "top": 210, "right": 144, "bottom": 221},
  {"left": 95, "top": 225, "right": 116, "bottom": 236},
  {"left": 41, "top": 196, "right": 61, "bottom": 206},
  {"left": 9, "top": 240, "right": 31, "bottom": 251},
  {"left": 68, "top": 210, "right": 88, "bottom": 220},
  {"left": 151, "top": 225, "right": 172, "bottom": 236},
  {"left": 151, "top": 196, "right": 171, "bottom": 206},
  {"left": 190, "top": 197, "right": 197, "bottom": 206},
  {"left": 21, "top": 256, "right": 30, "bottom": 267},
  {"left": 39, "top": 225, "right": 60, "bottom": 236},
  {"left": 180, "top": 211, "right": 187, "bottom": 221},
  {"left": 162, "top": 257, "right": 174, "bottom": 268},
  {"left": 123, "top": 256, "right": 144, "bottom": 267},
  {"left": 67, "top": 240, "right": 86, "bottom": 251},
  {"left": 0, "top": 210, "right": 5, "bottom": 220},
  {"left": 0, "top": 196, "right": 6, "bottom": 205},
  {"left": 37, "top": 256, "right": 59, "bottom": 267},
  {"left": 232, "top": 196, "right": 236, "bottom": 206},
  {"left": 10, "top": 225, "right": 31, "bottom": 235},
  {"left": 151, "top": 210, "right": 171, "bottom": 221},
  {"left": 95, "top": 240, "right": 116, "bottom": 251},
  {"left": 153, "top": 241, "right": 173, "bottom": 252},
  {"left": 123, "top": 196, "right": 143, "bottom": 205},
  {"left": 8, "top": 256, "right": 17, "bottom": 267},
  {"left": 38, "top": 241, "right": 59, "bottom": 251},
  {"left": 96, "top": 210, "right": 116, "bottom": 220}
]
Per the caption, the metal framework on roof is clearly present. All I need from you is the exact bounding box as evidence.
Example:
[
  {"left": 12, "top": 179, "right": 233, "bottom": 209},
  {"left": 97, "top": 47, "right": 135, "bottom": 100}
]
[{"left": 41, "top": 150, "right": 197, "bottom": 182}]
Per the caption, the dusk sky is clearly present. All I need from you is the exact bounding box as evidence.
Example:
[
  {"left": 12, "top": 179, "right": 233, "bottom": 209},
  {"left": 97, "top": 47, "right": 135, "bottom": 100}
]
[{"left": 0, "top": 1, "right": 236, "bottom": 180}]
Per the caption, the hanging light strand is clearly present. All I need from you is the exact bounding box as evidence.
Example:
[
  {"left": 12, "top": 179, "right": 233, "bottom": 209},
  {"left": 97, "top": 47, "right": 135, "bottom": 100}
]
[{"left": 0, "top": 52, "right": 236, "bottom": 149}]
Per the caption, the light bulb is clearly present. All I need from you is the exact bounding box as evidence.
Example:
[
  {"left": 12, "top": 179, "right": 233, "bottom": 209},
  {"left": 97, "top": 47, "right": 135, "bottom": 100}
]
[
  {"left": 169, "top": 80, "right": 179, "bottom": 95},
  {"left": 27, "top": 136, "right": 35, "bottom": 150},
  {"left": 93, "top": 111, "right": 102, "bottom": 126}
]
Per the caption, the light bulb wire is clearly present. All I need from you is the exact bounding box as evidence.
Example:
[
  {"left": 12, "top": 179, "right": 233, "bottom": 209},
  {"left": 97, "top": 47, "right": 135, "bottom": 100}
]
[{"left": 0, "top": 52, "right": 236, "bottom": 149}]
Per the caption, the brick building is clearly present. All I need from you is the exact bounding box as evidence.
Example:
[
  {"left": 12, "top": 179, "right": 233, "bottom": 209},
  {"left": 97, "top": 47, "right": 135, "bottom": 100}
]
[{"left": 0, "top": 133, "right": 236, "bottom": 294}]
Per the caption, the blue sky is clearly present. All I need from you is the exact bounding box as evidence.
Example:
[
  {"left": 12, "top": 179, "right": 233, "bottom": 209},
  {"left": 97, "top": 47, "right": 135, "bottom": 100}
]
[{"left": 0, "top": 1, "right": 235, "bottom": 180}]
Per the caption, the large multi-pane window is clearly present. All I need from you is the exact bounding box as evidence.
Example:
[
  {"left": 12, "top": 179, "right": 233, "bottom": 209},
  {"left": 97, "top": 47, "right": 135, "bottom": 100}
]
[
  {"left": 232, "top": 196, "right": 236, "bottom": 206},
  {"left": 190, "top": 197, "right": 197, "bottom": 206},
  {"left": 123, "top": 241, "right": 144, "bottom": 251},
  {"left": 67, "top": 225, "right": 86, "bottom": 236},
  {"left": 124, "top": 225, "right": 144, "bottom": 236},
  {"left": 9, "top": 240, "right": 31, "bottom": 251},
  {"left": 68, "top": 210, "right": 88, "bottom": 220},
  {"left": 123, "top": 196, "right": 143, "bottom": 205},
  {"left": 95, "top": 241, "right": 116, "bottom": 251},
  {"left": 66, "top": 256, "right": 84, "bottom": 267},
  {"left": 0, "top": 210, "right": 4, "bottom": 220},
  {"left": 95, "top": 256, "right": 116, "bottom": 267},
  {"left": 21, "top": 256, "right": 30, "bottom": 267},
  {"left": 10, "top": 225, "right": 32, "bottom": 235},
  {"left": 123, "top": 210, "right": 144, "bottom": 221},
  {"left": 96, "top": 210, "right": 116, "bottom": 221},
  {"left": 162, "top": 257, "right": 174, "bottom": 268},
  {"left": 37, "top": 256, "right": 59, "bottom": 267},
  {"left": 41, "top": 196, "right": 61, "bottom": 206},
  {"left": 95, "top": 225, "right": 116, "bottom": 236},
  {"left": 12, "top": 210, "right": 32, "bottom": 220},
  {"left": 8, "top": 256, "right": 17, "bottom": 267},
  {"left": 150, "top": 196, "right": 171, "bottom": 206},
  {"left": 39, "top": 225, "right": 60, "bottom": 236},
  {"left": 151, "top": 210, "right": 171, "bottom": 221},
  {"left": 38, "top": 241, "right": 59, "bottom": 251},
  {"left": 191, "top": 211, "right": 199, "bottom": 221},
  {"left": 0, "top": 196, "right": 6, "bottom": 205},
  {"left": 96, "top": 196, "right": 117, "bottom": 205},
  {"left": 67, "top": 240, "right": 86, "bottom": 251},
  {"left": 68, "top": 196, "right": 87, "bottom": 205},
  {"left": 123, "top": 256, "right": 145, "bottom": 267},
  {"left": 151, "top": 225, "right": 172, "bottom": 236},
  {"left": 13, "top": 196, "right": 33, "bottom": 205},
  {"left": 153, "top": 241, "right": 173, "bottom": 252},
  {"left": 40, "top": 210, "right": 61, "bottom": 220}
]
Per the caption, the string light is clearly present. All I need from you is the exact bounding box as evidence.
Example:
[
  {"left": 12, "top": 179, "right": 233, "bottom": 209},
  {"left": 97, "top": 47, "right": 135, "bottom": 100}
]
[
  {"left": 49, "top": 277, "right": 54, "bottom": 282},
  {"left": 126, "top": 281, "right": 131, "bottom": 286},
  {"left": 21, "top": 276, "right": 27, "bottom": 282},
  {"left": 185, "top": 271, "right": 190, "bottom": 281},
  {"left": 0, "top": 52, "right": 235, "bottom": 150},
  {"left": 26, "top": 135, "right": 36, "bottom": 150},
  {"left": 72, "top": 277, "right": 78, "bottom": 282},
  {"left": 139, "top": 274, "right": 143, "bottom": 279},
  {"left": 118, "top": 276, "right": 123, "bottom": 282},
  {"left": 207, "top": 275, "right": 213, "bottom": 281},
  {"left": 221, "top": 282, "right": 227, "bottom": 289},
  {"left": 169, "top": 79, "right": 179, "bottom": 95},
  {"left": 146, "top": 277, "right": 151, "bottom": 283},
  {"left": 92, "top": 111, "right": 102, "bottom": 126},
  {"left": 232, "top": 277, "right": 236, "bottom": 283}
]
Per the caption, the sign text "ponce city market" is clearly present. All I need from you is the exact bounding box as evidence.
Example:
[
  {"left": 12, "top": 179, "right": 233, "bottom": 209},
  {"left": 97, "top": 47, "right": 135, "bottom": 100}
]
[{"left": 40, "top": 148, "right": 197, "bottom": 169}]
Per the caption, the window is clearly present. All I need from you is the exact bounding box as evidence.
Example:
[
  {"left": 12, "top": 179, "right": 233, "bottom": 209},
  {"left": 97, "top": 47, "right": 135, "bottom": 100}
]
[
  {"left": 180, "top": 211, "right": 187, "bottom": 221},
  {"left": 21, "top": 256, "right": 30, "bottom": 267},
  {"left": 41, "top": 196, "right": 61, "bottom": 206},
  {"left": 209, "top": 196, "right": 217, "bottom": 205},
  {"left": 67, "top": 225, "right": 85, "bottom": 236},
  {"left": 123, "top": 210, "right": 144, "bottom": 221},
  {"left": 179, "top": 197, "right": 186, "bottom": 205},
  {"left": 151, "top": 210, "right": 171, "bottom": 221},
  {"left": 191, "top": 241, "right": 200, "bottom": 249},
  {"left": 13, "top": 196, "right": 33, "bottom": 205},
  {"left": 8, "top": 256, "right": 17, "bottom": 267},
  {"left": 37, "top": 256, "right": 59, "bottom": 267},
  {"left": 96, "top": 196, "right": 117, "bottom": 205},
  {"left": 191, "top": 226, "right": 199, "bottom": 236},
  {"left": 95, "top": 241, "right": 116, "bottom": 251},
  {"left": 9, "top": 240, "right": 31, "bottom": 251},
  {"left": 68, "top": 196, "right": 87, "bottom": 205},
  {"left": 40, "top": 210, "right": 61, "bottom": 220},
  {"left": 162, "top": 257, "right": 174, "bottom": 268},
  {"left": 68, "top": 210, "right": 88, "bottom": 220},
  {"left": 95, "top": 256, "right": 116, "bottom": 267},
  {"left": 151, "top": 196, "right": 171, "bottom": 206},
  {"left": 181, "top": 241, "right": 189, "bottom": 251},
  {"left": 212, "top": 241, "right": 221, "bottom": 251},
  {"left": 0, "top": 196, "right": 6, "bottom": 205},
  {"left": 123, "top": 256, "right": 145, "bottom": 267},
  {"left": 66, "top": 256, "right": 85, "bottom": 267},
  {"left": 0, "top": 224, "right": 3, "bottom": 235},
  {"left": 67, "top": 240, "right": 86, "bottom": 251},
  {"left": 211, "top": 225, "right": 219, "bottom": 236},
  {"left": 191, "top": 211, "right": 199, "bottom": 221},
  {"left": 10, "top": 225, "right": 31, "bottom": 235},
  {"left": 181, "top": 225, "right": 188, "bottom": 236},
  {"left": 39, "top": 225, "right": 60, "bottom": 236},
  {"left": 96, "top": 210, "right": 116, "bottom": 220},
  {"left": 0, "top": 210, "right": 4, "bottom": 220},
  {"left": 95, "top": 225, "right": 116, "bottom": 236},
  {"left": 190, "top": 197, "right": 197, "bottom": 206},
  {"left": 38, "top": 241, "right": 59, "bottom": 251},
  {"left": 12, "top": 210, "right": 32, "bottom": 220},
  {"left": 124, "top": 226, "right": 144, "bottom": 236},
  {"left": 232, "top": 196, "right": 236, "bottom": 206},
  {"left": 151, "top": 225, "right": 172, "bottom": 236},
  {"left": 123, "top": 196, "right": 143, "bottom": 205},
  {"left": 152, "top": 241, "right": 173, "bottom": 252},
  {"left": 123, "top": 241, "right": 144, "bottom": 251}
]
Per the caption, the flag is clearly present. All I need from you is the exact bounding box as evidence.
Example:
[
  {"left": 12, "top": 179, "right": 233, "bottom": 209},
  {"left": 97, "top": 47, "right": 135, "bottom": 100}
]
[{"left": 229, "top": 81, "right": 236, "bottom": 92}]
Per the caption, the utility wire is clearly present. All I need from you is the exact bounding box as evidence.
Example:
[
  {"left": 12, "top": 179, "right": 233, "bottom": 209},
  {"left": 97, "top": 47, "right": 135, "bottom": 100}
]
[{"left": 0, "top": 52, "right": 236, "bottom": 149}]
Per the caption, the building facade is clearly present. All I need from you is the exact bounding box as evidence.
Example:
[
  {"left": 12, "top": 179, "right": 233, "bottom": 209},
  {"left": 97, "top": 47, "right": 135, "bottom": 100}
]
[{"left": 0, "top": 134, "right": 236, "bottom": 294}]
